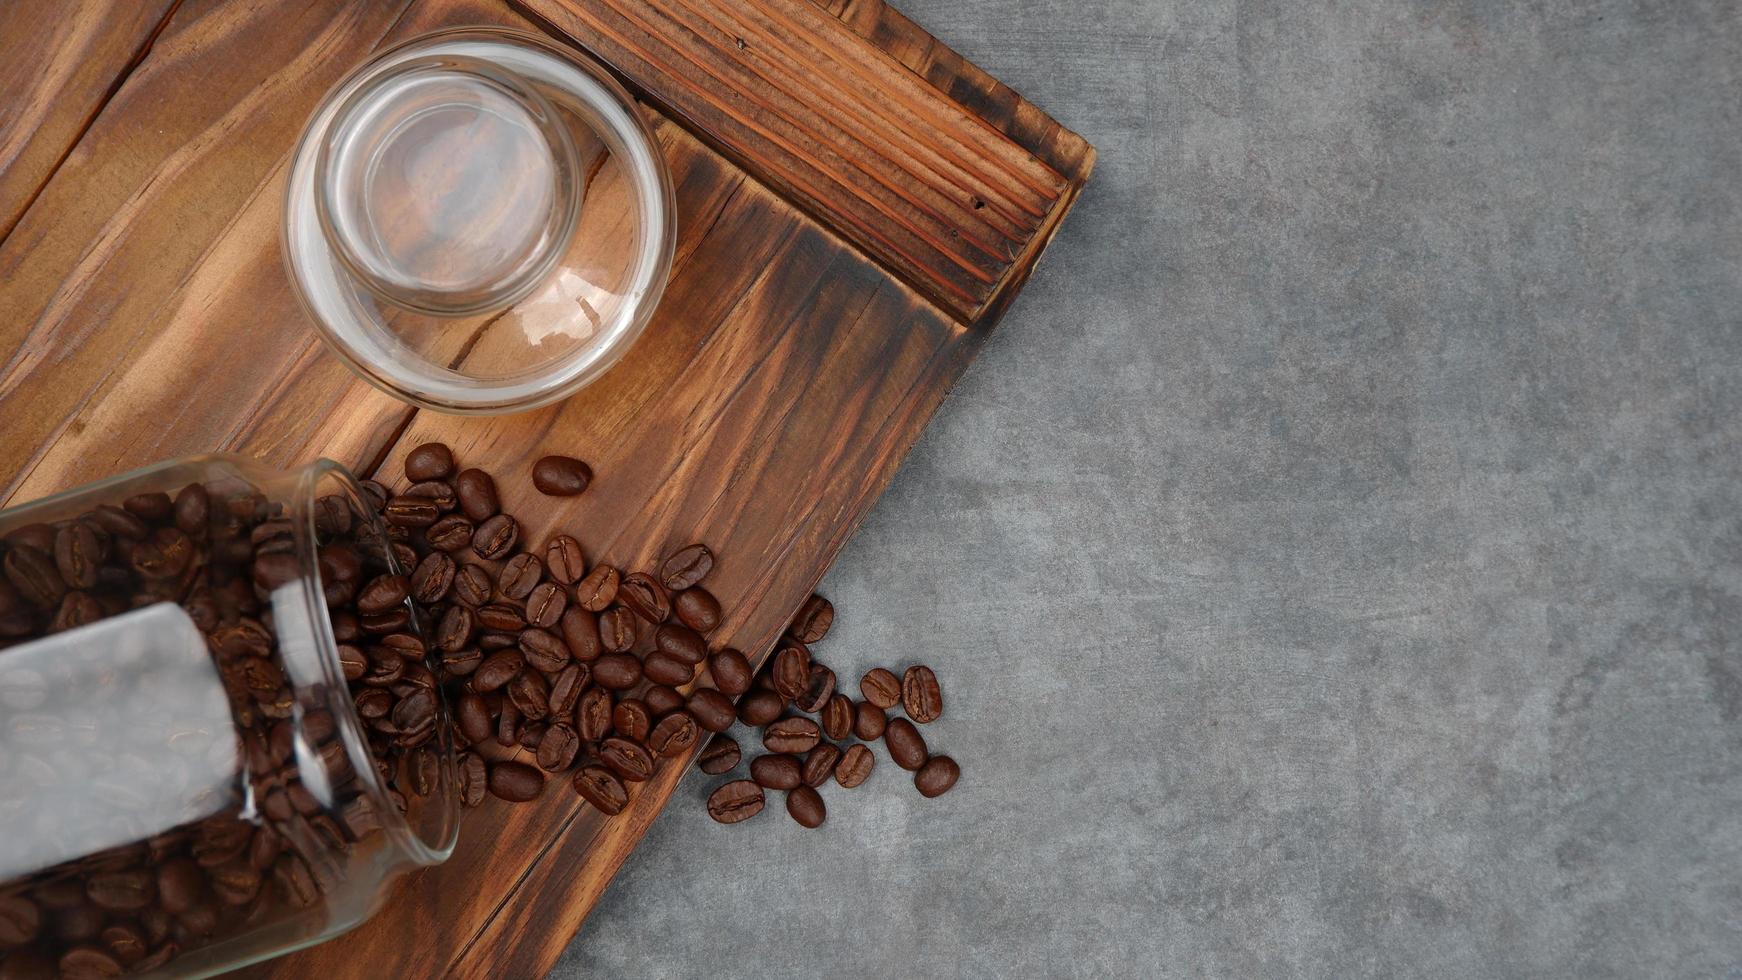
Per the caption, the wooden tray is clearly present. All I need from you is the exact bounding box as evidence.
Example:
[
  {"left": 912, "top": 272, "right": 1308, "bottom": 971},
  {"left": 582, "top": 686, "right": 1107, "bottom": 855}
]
[{"left": 0, "top": 0, "right": 1092, "bottom": 975}]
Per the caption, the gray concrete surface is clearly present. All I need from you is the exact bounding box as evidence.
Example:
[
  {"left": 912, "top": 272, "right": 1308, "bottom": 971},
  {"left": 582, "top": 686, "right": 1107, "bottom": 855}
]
[{"left": 551, "top": 2, "right": 1742, "bottom": 976}]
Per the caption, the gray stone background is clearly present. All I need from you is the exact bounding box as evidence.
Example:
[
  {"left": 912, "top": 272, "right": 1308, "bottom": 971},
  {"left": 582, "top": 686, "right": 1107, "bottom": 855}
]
[{"left": 552, "top": 1, "right": 1742, "bottom": 976}]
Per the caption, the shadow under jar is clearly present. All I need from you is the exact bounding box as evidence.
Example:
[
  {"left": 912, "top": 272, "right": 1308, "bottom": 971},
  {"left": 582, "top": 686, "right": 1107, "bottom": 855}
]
[{"left": 0, "top": 456, "right": 458, "bottom": 979}]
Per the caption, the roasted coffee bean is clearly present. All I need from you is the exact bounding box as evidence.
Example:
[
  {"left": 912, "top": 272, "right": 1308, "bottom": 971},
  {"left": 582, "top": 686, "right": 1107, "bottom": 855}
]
[
  {"left": 478, "top": 631, "right": 518, "bottom": 651},
  {"left": 497, "top": 554, "right": 543, "bottom": 601},
  {"left": 599, "top": 737, "right": 654, "bottom": 782},
  {"left": 437, "top": 605, "right": 476, "bottom": 653},
  {"left": 453, "top": 564, "right": 493, "bottom": 607},
  {"left": 861, "top": 667, "right": 901, "bottom": 708},
  {"left": 706, "top": 780, "right": 764, "bottom": 824},
  {"left": 687, "top": 688, "right": 736, "bottom": 733},
  {"left": 208, "top": 861, "right": 261, "bottom": 907},
  {"left": 820, "top": 694, "right": 853, "bottom": 741},
  {"left": 576, "top": 687, "right": 613, "bottom": 741},
  {"left": 410, "top": 552, "right": 455, "bottom": 603},
  {"left": 86, "top": 871, "right": 153, "bottom": 912},
  {"left": 788, "top": 593, "right": 834, "bottom": 644},
  {"left": 50, "top": 592, "right": 103, "bottom": 632},
  {"left": 468, "top": 515, "right": 515, "bottom": 561},
  {"left": 658, "top": 543, "right": 712, "bottom": 591},
  {"left": 544, "top": 535, "right": 585, "bottom": 585},
  {"left": 252, "top": 550, "right": 301, "bottom": 591},
  {"left": 762, "top": 717, "right": 821, "bottom": 754},
  {"left": 643, "top": 651, "right": 695, "bottom": 687},
  {"left": 355, "top": 688, "right": 393, "bottom": 722},
  {"left": 4, "top": 545, "right": 65, "bottom": 609},
  {"left": 771, "top": 644, "right": 811, "bottom": 701},
  {"left": 597, "top": 606, "right": 635, "bottom": 652},
  {"left": 507, "top": 670, "right": 550, "bottom": 720},
  {"left": 426, "top": 514, "right": 473, "bottom": 552},
  {"left": 591, "top": 653, "right": 642, "bottom": 690},
  {"left": 547, "top": 663, "right": 587, "bottom": 718},
  {"left": 0, "top": 894, "right": 42, "bottom": 946},
  {"left": 707, "top": 648, "right": 752, "bottom": 696},
  {"left": 536, "top": 723, "right": 582, "bottom": 772},
  {"left": 52, "top": 903, "right": 103, "bottom": 943},
  {"left": 672, "top": 587, "right": 721, "bottom": 632},
  {"left": 653, "top": 623, "right": 706, "bottom": 665},
  {"left": 476, "top": 602, "right": 527, "bottom": 632},
  {"left": 531, "top": 455, "right": 592, "bottom": 496},
  {"left": 795, "top": 663, "right": 835, "bottom": 714},
  {"left": 884, "top": 717, "right": 927, "bottom": 771},
  {"left": 573, "top": 765, "right": 628, "bottom": 815},
  {"left": 173, "top": 483, "right": 211, "bottom": 535},
  {"left": 786, "top": 785, "right": 826, "bottom": 828},
  {"left": 4, "top": 523, "right": 58, "bottom": 553},
  {"left": 525, "top": 581, "right": 566, "bottom": 629},
  {"left": 92, "top": 504, "right": 149, "bottom": 541},
  {"left": 392, "top": 688, "right": 437, "bottom": 736},
  {"left": 356, "top": 574, "right": 409, "bottom": 614},
  {"left": 313, "top": 493, "right": 353, "bottom": 537},
  {"left": 560, "top": 606, "right": 602, "bottom": 661},
  {"left": 473, "top": 649, "right": 524, "bottom": 692},
  {"left": 517, "top": 722, "right": 548, "bottom": 752},
  {"left": 835, "top": 743, "right": 874, "bottom": 788},
  {"left": 58, "top": 946, "right": 124, "bottom": 978},
  {"left": 519, "top": 628, "right": 570, "bottom": 672},
  {"left": 442, "top": 647, "right": 483, "bottom": 678},
  {"left": 850, "top": 701, "right": 885, "bottom": 741},
  {"left": 459, "top": 753, "right": 488, "bottom": 807},
  {"left": 101, "top": 921, "right": 147, "bottom": 965},
  {"left": 389, "top": 541, "right": 419, "bottom": 571},
  {"left": 487, "top": 761, "right": 544, "bottom": 802},
  {"left": 737, "top": 689, "right": 784, "bottom": 727},
  {"left": 902, "top": 665, "right": 942, "bottom": 723},
  {"left": 383, "top": 496, "right": 440, "bottom": 528},
  {"left": 53, "top": 523, "right": 103, "bottom": 590},
  {"left": 404, "top": 442, "right": 455, "bottom": 482},
  {"left": 456, "top": 692, "right": 494, "bottom": 744},
  {"left": 453, "top": 468, "right": 499, "bottom": 521},
  {"left": 617, "top": 572, "right": 668, "bottom": 623},
  {"left": 750, "top": 754, "right": 802, "bottom": 790},
  {"left": 337, "top": 645, "right": 369, "bottom": 681},
  {"left": 575, "top": 564, "right": 619, "bottom": 611},
  {"left": 698, "top": 736, "right": 741, "bottom": 774},
  {"left": 802, "top": 743, "right": 841, "bottom": 788},
  {"left": 361, "top": 606, "right": 412, "bottom": 634},
  {"left": 612, "top": 699, "right": 652, "bottom": 741},
  {"left": 406, "top": 481, "right": 457, "bottom": 514},
  {"left": 915, "top": 755, "right": 960, "bottom": 798},
  {"left": 647, "top": 711, "right": 699, "bottom": 758}
]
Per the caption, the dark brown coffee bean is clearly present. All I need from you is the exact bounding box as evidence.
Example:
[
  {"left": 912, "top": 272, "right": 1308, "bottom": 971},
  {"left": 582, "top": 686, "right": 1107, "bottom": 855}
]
[
  {"left": 389, "top": 541, "right": 419, "bottom": 571},
  {"left": 441, "top": 647, "right": 483, "bottom": 677},
  {"left": 884, "top": 717, "right": 927, "bottom": 771},
  {"left": 597, "top": 606, "right": 635, "bottom": 652},
  {"left": 643, "top": 651, "right": 695, "bottom": 687},
  {"left": 612, "top": 699, "right": 652, "bottom": 741},
  {"left": 547, "top": 663, "right": 587, "bottom": 717},
  {"left": 337, "top": 645, "right": 369, "bottom": 681},
  {"left": 251, "top": 550, "right": 301, "bottom": 591},
  {"left": 654, "top": 623, "right": 706, "bottom": 664},
  {"left": 3, "top": 523, "right": 57, "bottom": 553},
  {"left": 698, "top": 736, "right": 740, "bottom": 774},
  {"left": 853, "top": 700, "right": 886, "bottom": 741},
  {"left": 497, "top": 554, "right": 543, "bottom": 601},
  {"left": 560, "top": 606, "right": 602, "bottom": 661},
  {"left": 0, "top": 894, "right": 41, "bottom": 946},
  {"left": 313, "top": 493, "right": 354, "bottom": 537},
  {"left": 173, "top": 482, "right": 211, "bottom": 534},
  {"left": 383, "top": 495, "right": 440, "bottom": 528},
  {"left": 361, "top": 605, "right": 412, "bottom": 634},
  {"left": 861, "top": 667, "right": 901, "bottom": 708},
  {"left": 476, "top": 602, "right": 526, "bottom": 632},
  {"left": 706, "top": 780, "right": 764, "bottom": 824},
  {"left": 915, "top": 754, "right": 960, "bottom": 798},
  {"left": 575, "top": 563, "right": 619, "bottom": 611},
  {"left": 763, "top": 716, "right": 821, "bottom": 754},
  {"left": 473, "top": 649, "right": 524, "bottom": 692},
  {"left": 544, "top": 535, "right": 585, "bottom": 585},
  {"left": 706, "top": 648, "right": 751, "bottom": 696},
  {"left": 802, "top": 743, "right": 841, "bottom": 788},
  {"left": 487, "top": 761, "right": 544, "bottom": 802},
  {"left": 472, "top": 514, "right": 519, "bottom": 559},
  {"left": 573, "top": 765, "right": 628, "bottom": 815},
  {"left": 404, "top": 442, "right": 454, "bottom": 481},
  {"left": 643, "top": 684, "right": 683, "bottom": 716},
  {"left": 788, "top": 593, "right": 834, "bottom": 644},
  {"left": 835, "top": 743, "right": 874, "bottom": 788},
  {"left": 356, "top": 573, "right": 408, "bottom": 614},
  {"left": 902, "top": 665, "right": 943, "bottom": 723},
  {"left": 458, "top": 752, "right": 487, "bottom": 807},
  {"left": 101, "top": 921, "right": 147, "bottom": 965},
  {"left": 456, "top": 692, "right": 494, "bottom": 744},
  {"left": 392, "top": 688, "right": 438, "bottom": 736},
  {"left": 4, "top": 545, "right": 64, "bottom": 609},
  {"left": 536, "top": 723, "right": 582, "bottom": 772},
  {"left": 795, "top": 663, "right": 835, "bottom": 714},
  {"left": 738, "top": 689, "right": 784, "bottom": 727},
  {"left": 658, "top": 543, "right": 713, "bottom": 591},
  {"left": 771, "top": 643, "right": 811, "bottom": 701},
  {"left": 50, "top": 591, "right": 103, "bottom": 632},
  {"left": 592, "top": 653, "right": 642, "bottom": 690},
  {"left": 425, "top": 514, "right": 473, "bottom": 552},
  {"left": 86, "top": 871, "right": 153, "bottom": 912},
  {"left": 453, "top": 468, "right": 499, "bottom": 521},
  {"left": 52, "top": 903, "right": 103, "bottom": 944},
  {"left": 53, "top": 523, "right": 102, "bottom": 590},
  {"left": 687, "top": 688, "right": 736, "bottom": 732},
  {"left": 453, "top": 564, "right": 493, "bottom": 607},
  {"left": 820, "top": 694, "right": 853, "bottom": 741},
  {"left": 209, "top": 860, "right": 262, "bottom": 906},
  {"left": 406, "top": 480, "right": 459, "bottom": 516},
  {"left": 618, "top": 572, "right": 668, "bottom": 623},
  {"left": 786, "top": 785, "right": 825, "bottom": 828},
  {"left": 508, "top": 669, "right": 551, "bottom": 720},
  {"left": 58, "top": 946, "right": 124, "bottom": 978},
  {"left": 750, "top": 753, "right": 802, "bottom": 790},
  {"left": 479, "top": 631, "right": 518, "bottom": 651},
  {"left": 576, "top": 687, "right": 613, "bottom": 741},
  {"left": 672, "top": 587, "right": 721, "bottom": 632},
  {"left": 411, "top": 551, "right": 455, "bottom": 603},
  {"left": 599, "top": 736, "right": 654, "bottom": 782},
  {"left": 437, "top": 605, "right": 476, "bottom": 653},
  {"left": 525, "top": 581, "right": 566, "bottom": 629},
  {"left": 519, "top": 628, "right": 570, "bottom": 672},
  {"left": 532, "top": 455, "right": 592, "bottom": 495},
  {"left": 91, "top": 504, "right": 149, "bottom": 540},
  {"left": 647, "top": 711, "right": 699, "bottom": 757}
]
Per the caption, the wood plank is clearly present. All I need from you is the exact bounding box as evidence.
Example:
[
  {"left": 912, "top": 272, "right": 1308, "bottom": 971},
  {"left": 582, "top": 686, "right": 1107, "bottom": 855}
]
[{"left": 0, "top": 0, "right": 180, "bottom": 243}]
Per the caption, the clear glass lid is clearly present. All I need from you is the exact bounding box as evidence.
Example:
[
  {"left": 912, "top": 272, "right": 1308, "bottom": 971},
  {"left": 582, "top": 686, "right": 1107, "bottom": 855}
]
[{"left": 283, "top": 28, "right": 675, "bottom": 414}]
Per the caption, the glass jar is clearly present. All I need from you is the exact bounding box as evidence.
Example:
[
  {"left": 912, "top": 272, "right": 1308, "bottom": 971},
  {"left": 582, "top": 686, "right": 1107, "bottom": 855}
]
[{"left": 0, "top": 457, "right": 458, "bottom": 979}]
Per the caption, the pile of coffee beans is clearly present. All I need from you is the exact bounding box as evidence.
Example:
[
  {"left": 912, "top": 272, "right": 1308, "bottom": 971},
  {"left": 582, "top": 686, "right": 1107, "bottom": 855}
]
[{"left": 701, "top": 594, "right": 960, "bottom": 829}]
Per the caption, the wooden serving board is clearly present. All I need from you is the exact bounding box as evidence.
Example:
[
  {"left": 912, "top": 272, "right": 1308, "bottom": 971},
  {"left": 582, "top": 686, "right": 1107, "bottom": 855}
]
[{"left": 0, "top": 0, "right": 1092, "bottom": 975}]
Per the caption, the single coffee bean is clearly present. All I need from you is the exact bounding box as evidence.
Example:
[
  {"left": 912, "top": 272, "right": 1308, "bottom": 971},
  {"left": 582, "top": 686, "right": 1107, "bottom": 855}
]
[
  {"left": 53, "top": 523, "right": 103, "bottom": 589},
  {"left": 835, "top": 743, "right": 874, "bottom": 788},
  {"left": 519, "top": 628, "right": 570, "bottom": 672},
  {"left": 456, "top": 692, "right": 494, "bottom": 744},
  {"left": 487, "top": 761, "right": 544, "bottom": 802},
  {"left": 404, "top": 442, "right": 455, "bottom": 481},
  {"left": 618, "top": 572, "right": 669, "bottom": 623},
  {"left": 612, "top": 699, "right": 652, "bottom": 741},
  {"left": 647, "top": 711, "right": 699, "bottom": 757},
  {"left": 0, "top": 894, "right": 41, "bottom": 946},
  {"left": 337, "top": 645, "right": 369, "bottom": 681},
  {"left": 698, "top": 735, "right": 741, "bottom": 774},
  {"left": 4, "top": 523, "right": 58, "bottom": 553},
  {"left": 560, "top": 606, "right": 602, "bottom": 661},
  {"left": 361, "top": 605, "right": 412, "bottom": 634},
  {"left": 508, "top": 669, "right": 551, "bottom": 720},
  {"left": 459, "top": 752, "right": 488, "bottom": 807},
  {"left": 706, "top": 780, "right": 765, "bottom": 824},
  {"left": 453, "top": 564, "right": 493, "bottom": 607},
  {"left": 473, "top": 649, "right": 524, "bottom": 692},
  {"left": 173, "top": 482, "right": 211, "bottom": 535},
  {"left": 389, "top": 540, "right": 419, "bottom": 571},
  {"left": 853, "top": 700, "right": 886, "bottom": 741},
  {"left": 453, "top": 468, "right": 500, "bottom": 521},
  {"left": 654, "top": 623, "right": 706, "bottom": 665},
  {"left": 786, "top": 785, "right": 826, "bottom": 828},
  {"left": 426, "top": 514, "right": 474, "bottom": 552},
  {"left": 738, "top": 689, "right": 784, "bottom": 727},
  {"left": 658, "top": 543, "right": 713, "bottom": 591},
  {"left": 573, "top": 765, "right": 629, "bottom": 815},
  {"left": 703, "top": 651, "right": 752, "bottom": 696},
  {"left": 787, "top": 593, "right": 834, "bottom": 643},
  {"left": 411, "top": 551, "right": 455, "bottom": 603},
  {"left": 437, "top": 605, "right": 476, "bottom": 653},
  {"left": 643, "top": 651, "right": 695, "bottom": 687},
  {"left": 525, "top": 581, "right": 566, "bottom": 629},
  {"left": 820, "top": 694, "right": 853, "bottom": 741},
  {"left": 597, "top": 606, "right": 635, "bottom": 652},
  {"left": 763, "top": 716, "right": 821, "bottom": 754},
  {"left": 51, "top": 591, "right": 103, "bottom": 632},
  {"left": 547, "top": 663, "right": 587, "bottom": 717},
  {"left": 750, "top": 754, "right": 802, "bottom": 790},
  {"left": 861, "top": 667, "right": 901, "bottom": 708},
  {"left": 59, "top": 947, "right": 124, "bottom": 978},
  {"left": 915, "top": 754, "right": 960, "bottom": 798},
  {"left": 532, "top": 455, "right": 593, "bottom": 496},
  {"left": 478, "top": 631, "right": 518, "bottom": 651},
  {"left": 208, "top": 861, "right": 262, "bottom": 906},
  {"left": 544, "top": 535, "right": 585, "bottom": 585},
  {"left": 795, "top": 663, "right": 835, "bottom": 714},
  {"left": 101, "top": 921, "right": 147, "bottom": 965},
  {"left": 537, "top": 723, "right": 582, "bottom": 772},
  {"left": 476, "top": 602, "right": 527, "bottom": 632},
  {"left": 688, "top": 688, "right": 736, "bottom": 733},
  {"left": 497, "top": 553, "right": 543, "bottom": 601},
  {"left": 771, "top": 643, "right": 811, "bottom": 701},
  {"left": 383, "top": 495, "right": 440, "bottom": 528},
  {"left": 392, "top": 688, "right": 438, "bottom": 735},
  {"left": 592, "top": 653, "right": 642, "bottom": 690},
  {"left": 802, "top": 743, "right": 841, "bottom": 788},
  {"left": 672, "top": 587, "right": 721, "bottom": 634},
  {"left": 406, "top": 479, "right": 459, "bottom": 514},
  {"left": 576, "top": 687, "right": 613, "bottom": 741},
  {"left": 884, "top": 717, "right": 927, "bottom": 771},
  {"left": 575, "top": 564, "right": 619, "bottom": 611},
  {"left": 442, "top": 647, "right": 483, "bottom": 677},
  {"left": 86, "top": 871, "right": 153, "bottom": 912},
  {"left": 902, "top": 665, "right": 943, "bottom": 724},
  {"left": 4, "top": 545, "right": 65, "bottom": 608},
  {"left": 472, "top": 514, "right": 519, "bottom": 559},
  {"left": 356, "top": 573, "right": 409, "bottom": 614},
  {"left": 91, "top": 504, "right": 149, "bottom": 540},
  {"left": 599, "top": 737, "right": 654, "bottom": 782}
]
